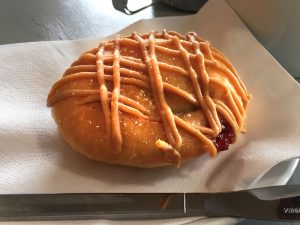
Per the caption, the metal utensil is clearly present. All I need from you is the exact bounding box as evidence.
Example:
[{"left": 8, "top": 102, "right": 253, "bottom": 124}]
[{"left": 1, "top": 185, "right": 300, "bottom": 221}]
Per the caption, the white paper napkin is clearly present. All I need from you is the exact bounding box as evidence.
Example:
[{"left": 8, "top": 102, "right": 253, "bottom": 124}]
[{"left": 0, "top": 0, "right": 299, "bottom": 198}]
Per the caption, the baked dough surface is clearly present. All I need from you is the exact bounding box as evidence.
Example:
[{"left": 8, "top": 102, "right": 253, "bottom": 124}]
[{"left": 47, "top": 31, "right": 251, "bottom": 168}]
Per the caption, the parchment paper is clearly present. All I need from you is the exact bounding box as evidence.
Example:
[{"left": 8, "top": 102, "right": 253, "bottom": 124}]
[{"left": 0, "top": 0, "right": 299, "bottom": 196}]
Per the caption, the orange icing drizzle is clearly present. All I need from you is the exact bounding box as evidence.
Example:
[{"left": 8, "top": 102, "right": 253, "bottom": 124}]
[
  {"left": 96, "top": 42, "right": 112, "bottom": 144},
  {"left": 111, "top": 37, "right": 122, "bottom": 152},
  {"left": 133, "top": 32, "right": 182, "bottom": 150},
  {"left": 47, "top": 30, "right": 251, "bottom": 166}
]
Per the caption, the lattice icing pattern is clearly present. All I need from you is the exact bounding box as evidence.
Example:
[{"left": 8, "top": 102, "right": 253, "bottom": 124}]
[{"left": 47, "top": 30, "right": 251, "bottom": 167}]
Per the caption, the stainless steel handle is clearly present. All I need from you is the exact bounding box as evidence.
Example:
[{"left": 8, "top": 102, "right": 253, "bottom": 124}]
[{"left": 0, "top": 193, "right": 185, "bottom": 221}]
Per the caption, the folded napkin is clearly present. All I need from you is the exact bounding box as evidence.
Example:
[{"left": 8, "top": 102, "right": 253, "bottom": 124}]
[{"left": 0, "top": 0, "right": 299, "bottom": 197}]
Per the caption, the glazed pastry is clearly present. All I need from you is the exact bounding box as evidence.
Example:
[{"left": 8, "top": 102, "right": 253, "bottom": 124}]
[{"left": 47, "top": 30, "right": 251, "bottom": 168}]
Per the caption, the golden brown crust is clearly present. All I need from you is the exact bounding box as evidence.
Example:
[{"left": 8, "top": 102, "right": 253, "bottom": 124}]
[
  {"left": 47, "top": 30, "right": 251, "bottom": 168},
  {"left": 51, "top": 98, "right": 209, "bottom": 168}
]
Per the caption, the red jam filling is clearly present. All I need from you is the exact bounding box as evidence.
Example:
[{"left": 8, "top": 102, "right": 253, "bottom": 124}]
[{"left": 213, "top": 123, "right": 235, "bottom": 152}]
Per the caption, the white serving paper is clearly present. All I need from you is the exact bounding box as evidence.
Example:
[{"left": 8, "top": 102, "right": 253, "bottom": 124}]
[{"left": 0, "top": 0, "right": 300, "bottom": 197}]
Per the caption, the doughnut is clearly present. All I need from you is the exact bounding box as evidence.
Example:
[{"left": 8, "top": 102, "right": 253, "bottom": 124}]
[{"left": 47, "top": 30, "right": 251, "bottom": 168}]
